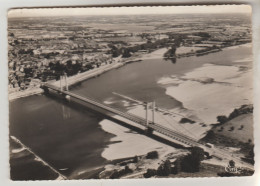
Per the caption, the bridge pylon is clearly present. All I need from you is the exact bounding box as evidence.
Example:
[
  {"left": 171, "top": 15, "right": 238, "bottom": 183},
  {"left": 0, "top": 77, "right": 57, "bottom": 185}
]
[
  {"left": 59, "top": 73, "right": 69, "bottom": 91},
  {"left": 144, "top": 101, "right": 155, "bottom": 136},
  {"left": 60, "top": 75, "right": 63, "bottom": 91},
  {"left": 64, "top": 72, "right": 69, "bottom": 91},
  {"left": 145, "top": 102, "right": 149, "bottom": 127},
  {"left": 152, "top": 101, "right": 155, "bottom": 124}
]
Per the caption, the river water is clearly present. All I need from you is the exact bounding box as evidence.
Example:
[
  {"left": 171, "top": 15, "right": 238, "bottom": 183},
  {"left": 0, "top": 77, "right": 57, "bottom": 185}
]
[{"left": 9, "top": 45, "right": 252, "bottom": 179}]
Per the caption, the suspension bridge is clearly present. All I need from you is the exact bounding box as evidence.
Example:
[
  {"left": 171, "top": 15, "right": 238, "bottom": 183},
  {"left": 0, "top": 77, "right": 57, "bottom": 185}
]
[{"left": 41, "top": 73, "right": 254, "bottom": 171}]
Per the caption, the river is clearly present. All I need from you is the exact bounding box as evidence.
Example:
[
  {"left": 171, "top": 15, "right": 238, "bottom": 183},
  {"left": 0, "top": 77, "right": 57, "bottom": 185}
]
[{"left": 9, "top": 44, "right": 252, "bottom": 179}]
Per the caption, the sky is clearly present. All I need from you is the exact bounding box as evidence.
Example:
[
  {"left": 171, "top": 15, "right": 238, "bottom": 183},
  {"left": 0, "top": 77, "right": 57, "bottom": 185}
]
[{"left": 8, "top": 5, "right": 251, "bottom": 18}]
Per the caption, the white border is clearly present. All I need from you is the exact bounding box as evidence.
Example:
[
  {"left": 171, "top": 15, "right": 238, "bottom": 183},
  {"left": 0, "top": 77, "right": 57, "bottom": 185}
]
[{"left": 0, "top": 1, "right": 259, "bottom": 186}]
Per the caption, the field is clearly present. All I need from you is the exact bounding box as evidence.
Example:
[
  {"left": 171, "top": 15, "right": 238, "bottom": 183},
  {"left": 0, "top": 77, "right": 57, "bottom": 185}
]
[
  {"left": 212, "top": 113, "right": 253, "bottom": 143},
  {"left": 166, "top": 163, "right": 224, "bottom": 178},
  {"left": 88, "top": 23, "right": 155, "bottom": 32}
]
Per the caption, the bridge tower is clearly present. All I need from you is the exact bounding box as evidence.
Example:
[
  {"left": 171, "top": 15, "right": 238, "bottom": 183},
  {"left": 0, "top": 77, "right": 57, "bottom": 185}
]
[
  {"left": 59, "top": 73, "right": 69, "bottom": 91},
  {"left": 59, "top": 73, "right": 70, "bottom": 101},
  {"left": 145, "top": 101, "right": 155, "bottom": 135},
  {"left": 152, "top": 101, "right": 155, "bottom": 124},
  {"left": 60, "top": 75, "right": 63, "bottom": 91},
  {"left": 145, "top": 103, "right": 149, "bottom": 126},
  {"left": 64, "top": 72, "right": 69, "bottom": 91}
]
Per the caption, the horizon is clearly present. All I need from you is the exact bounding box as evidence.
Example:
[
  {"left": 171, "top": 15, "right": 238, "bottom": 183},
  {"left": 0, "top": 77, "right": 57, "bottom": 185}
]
[{"left": 8, "top": 5, "right": 251, "bottom": 18}]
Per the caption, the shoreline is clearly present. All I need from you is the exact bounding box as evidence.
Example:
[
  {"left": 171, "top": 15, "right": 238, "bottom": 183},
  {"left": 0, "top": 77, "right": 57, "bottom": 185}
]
[{"left": 9, "top": 87, "right": 44, "bottom": 101}]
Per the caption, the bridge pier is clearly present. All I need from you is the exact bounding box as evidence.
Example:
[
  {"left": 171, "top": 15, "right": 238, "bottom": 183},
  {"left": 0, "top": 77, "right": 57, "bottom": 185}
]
[
  {"left": 65, "top": 95, "right": 71, "bottom": 102},
  {"left": 60, "top": 92, "right": 70, "bottom": 102},
  {"left": 144, "top": 126, "right": 153, "bottom": 136}
]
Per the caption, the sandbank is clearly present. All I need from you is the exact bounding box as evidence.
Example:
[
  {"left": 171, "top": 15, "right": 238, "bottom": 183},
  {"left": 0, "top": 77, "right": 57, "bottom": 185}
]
[{"left": 158, "top": 63, "right": 253, "bottom": 124}]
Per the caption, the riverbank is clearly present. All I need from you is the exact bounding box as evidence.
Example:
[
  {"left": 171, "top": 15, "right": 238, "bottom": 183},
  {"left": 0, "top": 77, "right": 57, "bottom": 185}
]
[
  {"left": 9, "top": 87, "right": 43, "bottom": 101},
  {"left": 50, "top": 61, "right": 124, "bottom": 87}
]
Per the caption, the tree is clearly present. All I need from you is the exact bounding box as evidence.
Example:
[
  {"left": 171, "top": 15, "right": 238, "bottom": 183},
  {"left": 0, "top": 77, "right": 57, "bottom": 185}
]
[
  {"left": 110, "top": 45, "right": 121, "bottom": 58},
  {"left": 49, "top": 62, "right": 54, "bottom": 70},
  {"left": 181, "top": 147, "right": 205, "bottom": 172},
  {"left": 122, "top": 48, "right": 131, "bottom": 58},
  {"left": 66, "top": 60, "right": 72, "bottom": 68},
  {"left": 228, "top": 108, "right": 240, "bottom": 120},
  {"left": 229, "top": 126, "right": 234, "bottom": 131},
  {"left": 14, "top": 39, "right": 19, "bottom": 45},
  {"left": 191, "top": 147, "right": 205, "bottom": 161},
  {"left": 147, "top": 39, "right": 152, "bottom": 44},
  {"left": 112, "top": 49, "right": 120, "bottom": 58},
  {"left": 72, "top": 61, "right": 82, "bottom": 74},
  {"left": 133, "top": 155, "right": 138, "bottom": 163},
  {"left": 157, "top": 160, "right": 172, "bottom": 176},
  {"left": 174, "top": 36, "right": 183, "bottom": 47},
  {"left": 54, "top": 61, "right": 64, "bottom": 73},
  {"left": 146, "top": 151, "right": 159, "bottom": 159},
  {"left": 247, "top": 146, "right": 254, "bottom": 163},
  {"left": 206, "top": 130, "right": 215, "bottom": 140},
  {"left": 124, "top": 165, "right": 132, "bottom": 174},
  {"left": 164, "top": 45, "right": 177, "bottom": 58},
  {"left": 217, "top": 115, "right": 228, "bottom": 124},
  {"left": 110, "top": 170, "right": 119, "bottom": 179},
  {"left": 143, "top": 169, "right": 157, "bottom": 178},
  {"left": 172, "top": 158, "right": 181, "bottom": 174}
]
